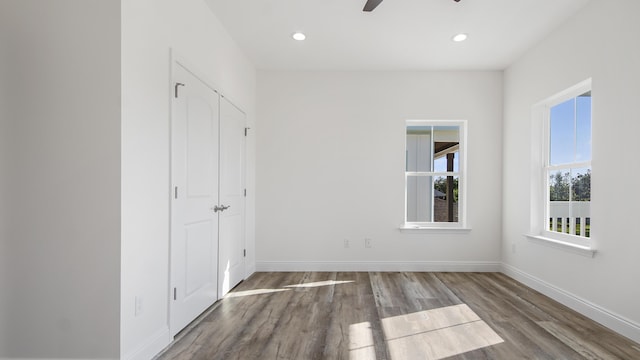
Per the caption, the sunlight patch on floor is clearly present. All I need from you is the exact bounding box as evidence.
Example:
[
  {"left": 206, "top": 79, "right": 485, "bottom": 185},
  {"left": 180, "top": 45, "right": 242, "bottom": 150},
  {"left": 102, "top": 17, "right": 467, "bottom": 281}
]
[
  {"left": 285, "top": 280, "right": 355, "bottom": 288},
  {"left": 349, "top": 321, "right": 377, "bottom": 360},
  {"left": 381, "top": 304, "right": 504, "bottom": 359},
  {"left": 224, "top": 288, "right": 291, "bottom": 298},
  {"left": 226, "top": 279, "right": 355, "bottom": 298}
]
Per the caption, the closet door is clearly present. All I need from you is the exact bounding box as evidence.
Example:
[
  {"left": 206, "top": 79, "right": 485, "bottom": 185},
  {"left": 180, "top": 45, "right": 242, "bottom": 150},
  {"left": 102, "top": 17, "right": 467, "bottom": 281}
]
[
  {"left": 170, "top": 63, "right": 219, "bottom": 336},
  {"left": 218, "top": 97, "right": 246, "bottom": 296}
]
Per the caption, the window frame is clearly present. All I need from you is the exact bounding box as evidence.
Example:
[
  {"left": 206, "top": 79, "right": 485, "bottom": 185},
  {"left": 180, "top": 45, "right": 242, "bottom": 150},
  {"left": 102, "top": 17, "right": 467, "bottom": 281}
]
[
  {"left": 403, "top": 119, "right": 468, "bottom": 230},
  {"left": 532, "top": 79, "right": 594, "bottom": 251}
]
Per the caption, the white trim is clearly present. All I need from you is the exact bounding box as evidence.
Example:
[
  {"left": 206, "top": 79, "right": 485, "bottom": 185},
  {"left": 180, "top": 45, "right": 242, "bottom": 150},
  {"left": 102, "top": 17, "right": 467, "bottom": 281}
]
[
  {"left": 245, "top": 263, "right": 256, "bottom": 279},
  {"left": 525, "top": 234, "right": 596, "bottom": 257},
  {"left": 399, "top": 225, "right": 472, "bottom": 233},
  {"left": 406, "top": 172, "right": 461, "bottom": 177},
  {"left": 256, "top": 261, "right": 500, "bottom": 272},
  {"left": 172, "top": 51, "right": 245, "bottom": 116},
  {"left": 121, "top": 326, "right": 171, "bottom": 360},
  {"left": 546, "top": 162, "right": 591, "bottom": 171},
  {"left": 540, "top": 228, "right": 592, "bottom": 247},
  {"left": 533, "top": 78, "right": 592, "bottom": 108},
  {"left": 501, "top": 263, "right": 640, "bottom": 344},
  {"left": 406, "top": 119, "right": 467, "bottom": 127}
]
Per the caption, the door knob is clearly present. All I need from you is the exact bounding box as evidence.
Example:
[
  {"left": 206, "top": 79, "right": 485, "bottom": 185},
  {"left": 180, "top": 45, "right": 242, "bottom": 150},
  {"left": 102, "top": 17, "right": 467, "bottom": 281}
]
[{"left": 212, "top": 205, "right": 230, "bottom": 212}]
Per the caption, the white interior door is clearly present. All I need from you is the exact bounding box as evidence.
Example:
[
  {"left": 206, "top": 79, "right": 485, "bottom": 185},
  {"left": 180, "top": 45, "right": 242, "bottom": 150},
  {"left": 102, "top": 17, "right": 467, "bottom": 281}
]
[
  {"left": 218, "top": 97, "right": 246, "bottom": 296},
  {"left": 170, "top": 63, "right": 219, "bottom": 336}
]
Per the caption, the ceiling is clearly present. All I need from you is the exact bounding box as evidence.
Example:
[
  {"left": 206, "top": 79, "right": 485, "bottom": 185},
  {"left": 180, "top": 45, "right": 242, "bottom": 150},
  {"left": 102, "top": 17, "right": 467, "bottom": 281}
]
[{"left": 203, "top": 0, "right": 590, "bottom": 71}]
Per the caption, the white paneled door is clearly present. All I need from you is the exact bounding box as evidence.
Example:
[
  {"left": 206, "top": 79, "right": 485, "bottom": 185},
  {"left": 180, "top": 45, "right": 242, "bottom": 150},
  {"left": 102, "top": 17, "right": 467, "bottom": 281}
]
[
  {"left": 218, "top": 97, "right": 246, "bottom": 297},
  {"left": 170, "top": 63, "right": 220, "bottom": 336}
]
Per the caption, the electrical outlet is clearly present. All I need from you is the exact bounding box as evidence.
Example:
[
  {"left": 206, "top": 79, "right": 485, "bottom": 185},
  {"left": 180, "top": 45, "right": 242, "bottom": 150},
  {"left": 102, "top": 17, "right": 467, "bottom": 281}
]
[
  {"left": 135, "top": 296, "right": 144, "bottom": 317},
  {"left": 365, "top": 238, "right": 372, "bottom": 248},
  {"left": 344, "top": 239, "right": 350, "bottom": 248}
]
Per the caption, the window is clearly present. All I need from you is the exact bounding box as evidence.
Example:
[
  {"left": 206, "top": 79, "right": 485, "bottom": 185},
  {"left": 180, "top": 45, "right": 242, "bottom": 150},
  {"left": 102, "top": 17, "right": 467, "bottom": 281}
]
[
  {"left": 404, "top": 120, "right": 466, "bottom": 229},
  {"left": 537, "top": 79, "right": 592, "bottom": 248}
]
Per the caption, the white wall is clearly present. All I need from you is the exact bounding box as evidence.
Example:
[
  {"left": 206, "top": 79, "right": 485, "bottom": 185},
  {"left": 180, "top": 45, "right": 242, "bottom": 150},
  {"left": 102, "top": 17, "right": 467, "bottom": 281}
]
[
  {"left": 256, "top": 71, "right": 503, "bottom": 271},
  {"left": 0, "top": 0, "right": 121, "bottom": 358},
  {"left": 503, "top": 0, "right": 640, "bottom": 342},
  {"left": 121, "top": 0, "right": 256, "bottom": 358},
  {"left": 0, "top": 7, "right": 9, "bottom": 354}
]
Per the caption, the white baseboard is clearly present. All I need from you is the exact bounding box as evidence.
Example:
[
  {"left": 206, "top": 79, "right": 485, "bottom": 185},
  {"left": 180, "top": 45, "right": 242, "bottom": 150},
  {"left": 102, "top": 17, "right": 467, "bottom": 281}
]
[
  {"left": 501, "top": 263, "right": 640, "bottom": 344},
  {"left": 245, "top": 263, "right": 256, "bottom": 279},
  {"left": 121, "top": 326, "right": 171, "bottom": 360},
  {"left": 256, "top": 261, "right": 501, "bottom": 272}
]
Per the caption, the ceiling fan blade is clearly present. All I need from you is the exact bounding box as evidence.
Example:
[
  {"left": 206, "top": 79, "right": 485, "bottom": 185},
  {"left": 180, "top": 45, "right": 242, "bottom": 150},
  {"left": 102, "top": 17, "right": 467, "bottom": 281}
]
[{"left": 363, "top": 0, "right": 383, "bottom": 12}]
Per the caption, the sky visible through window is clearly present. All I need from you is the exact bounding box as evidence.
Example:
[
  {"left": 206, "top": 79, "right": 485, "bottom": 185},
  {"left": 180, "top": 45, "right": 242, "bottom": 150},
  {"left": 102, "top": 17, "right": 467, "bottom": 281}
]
[
  {"left": 434, "top": 153, "right": 459, "bottom": 172},
  {"left": 550, "top": 94, "right": 592, "bottom": 167}
]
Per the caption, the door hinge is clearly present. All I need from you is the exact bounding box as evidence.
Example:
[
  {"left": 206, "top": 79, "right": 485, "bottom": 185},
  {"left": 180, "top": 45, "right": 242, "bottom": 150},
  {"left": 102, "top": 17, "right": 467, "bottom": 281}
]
[
  {"left": 244, "top": 127, "right": 250, "bottom": 136},
  {"left": 244, "top": 188, "right": 247, "bottom": 197},
  {"left": 173, "top": 287, "right": 177, "bottom": 300},
  {"left": 174, "top": 186, "right": 178, "bottom": 199},
  {"left": 174, "top": 82, "right": 185, "bottom": 98},
  {"left": 243, "top": 249, "right": 246, "bottom": 257}
]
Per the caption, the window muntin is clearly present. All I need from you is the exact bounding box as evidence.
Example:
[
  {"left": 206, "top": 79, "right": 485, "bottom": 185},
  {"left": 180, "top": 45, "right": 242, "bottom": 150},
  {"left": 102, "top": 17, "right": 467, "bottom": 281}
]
[
  {"left": 405, "top": 121, "right": 465, "bottom": 228},
  {"left": 544, "top": 91, "right": 592, "bottom": 240}
]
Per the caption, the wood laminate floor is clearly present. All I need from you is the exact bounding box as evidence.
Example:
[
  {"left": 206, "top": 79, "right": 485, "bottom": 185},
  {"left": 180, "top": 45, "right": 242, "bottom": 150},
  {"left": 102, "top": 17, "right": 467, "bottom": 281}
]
[{"left": 157, "top": 272, "right": 640, "bottom": 360}]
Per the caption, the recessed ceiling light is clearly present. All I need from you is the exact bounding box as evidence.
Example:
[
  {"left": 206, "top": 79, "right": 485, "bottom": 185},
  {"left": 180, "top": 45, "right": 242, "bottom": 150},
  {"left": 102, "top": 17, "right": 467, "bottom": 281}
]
[
  {"left": 292, "top": 32, "right": 306, "bottom": 41},
  {"left": 452, "top": 33, "right": 468, "bottom": 42}
]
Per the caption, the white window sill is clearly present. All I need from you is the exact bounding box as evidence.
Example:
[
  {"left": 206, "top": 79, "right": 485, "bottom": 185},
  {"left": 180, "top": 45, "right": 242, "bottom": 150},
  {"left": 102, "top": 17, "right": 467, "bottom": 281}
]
[
  {"left": 525, "top": 234, "right": 596, "bottom": 258},
  {"left": 400, "top": 225, "right": 472, "bottom": 233}
]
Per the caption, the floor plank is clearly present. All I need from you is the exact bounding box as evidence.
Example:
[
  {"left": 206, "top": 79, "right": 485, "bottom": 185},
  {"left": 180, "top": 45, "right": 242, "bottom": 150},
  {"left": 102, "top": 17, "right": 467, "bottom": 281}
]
[{"left": 156, "top": 272, "right": 640, "bottom": 360}]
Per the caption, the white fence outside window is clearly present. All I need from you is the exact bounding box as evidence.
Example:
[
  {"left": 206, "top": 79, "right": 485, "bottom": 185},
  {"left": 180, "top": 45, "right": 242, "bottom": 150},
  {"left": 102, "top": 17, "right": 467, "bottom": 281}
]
[{"left": 549, "top": 201, "right": 590, "bottom": 237}]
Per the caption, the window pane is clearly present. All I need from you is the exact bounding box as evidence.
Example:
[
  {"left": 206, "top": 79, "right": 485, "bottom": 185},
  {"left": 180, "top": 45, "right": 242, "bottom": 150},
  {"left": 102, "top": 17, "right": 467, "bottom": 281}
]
[
  {"left": 433, "top": 126, "right": 459, "bottom": 172},
  {"left": 548, "top": 168, "right": 591, "bottom": 237},
  {"left": 433, "top": 175, "right": 459, "bottom": 222},
  {"left": 548, "top": 170, "right": 570, "bottom": 231},
  {"left": 571, "top": 167, "right": 591, "bottom": 202},
  {"left": 434, "top": 150, "right": 459, "bottom": 173},
  {"left": 406, "top": 175, "right": 432, "bottom": 222},
  {"left": 406, "top": 175, "right": 459, "bottom": 223},
  {"left": 406, "top": 128, "right": 432, "bottom": 172},
  {"left": 571, "top": 167, "right": 591, "bottom": 237},
  {"left": 549, "top": 170, "right": 570, "bottom": 202},
  {"left": 576, "top": 93, "right": 592, "bottom": 162},
  {"left": 550, "top": 98, "right": 575, "bottom": 165}
]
